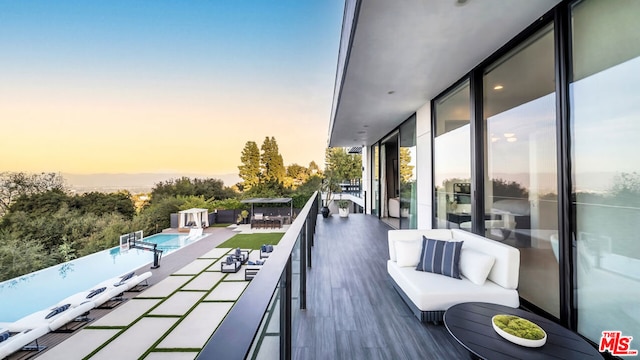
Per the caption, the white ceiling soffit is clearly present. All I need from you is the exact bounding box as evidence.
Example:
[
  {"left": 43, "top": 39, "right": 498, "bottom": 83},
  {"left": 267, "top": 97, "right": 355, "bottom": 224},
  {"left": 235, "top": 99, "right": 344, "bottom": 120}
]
[{"left": 329, "top": 0, "right": 561, "bottom": 147}]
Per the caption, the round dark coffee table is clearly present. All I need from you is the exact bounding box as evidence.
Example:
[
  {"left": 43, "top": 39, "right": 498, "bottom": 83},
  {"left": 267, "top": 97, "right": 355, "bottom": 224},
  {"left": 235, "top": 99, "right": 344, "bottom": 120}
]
[{"left": 444, "top": 302, "right": 602, "bottom": 360}]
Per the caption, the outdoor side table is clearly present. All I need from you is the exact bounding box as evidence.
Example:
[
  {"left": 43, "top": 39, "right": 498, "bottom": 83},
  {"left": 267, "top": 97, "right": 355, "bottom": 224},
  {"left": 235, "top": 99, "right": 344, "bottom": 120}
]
[{"left": 444, "top": 302, "right": 602, "bottom": 360}]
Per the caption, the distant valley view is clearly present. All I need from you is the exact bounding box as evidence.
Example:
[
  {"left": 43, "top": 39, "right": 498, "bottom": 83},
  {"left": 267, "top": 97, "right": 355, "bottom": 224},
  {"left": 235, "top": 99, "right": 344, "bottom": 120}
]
[{"left": 63, "top": 173, "right": 241, "bottom": 194}]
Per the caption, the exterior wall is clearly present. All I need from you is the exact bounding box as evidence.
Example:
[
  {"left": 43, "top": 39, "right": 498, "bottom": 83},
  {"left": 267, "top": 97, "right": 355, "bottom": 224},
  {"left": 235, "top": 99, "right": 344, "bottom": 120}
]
[{"left": 415, "top": 101, "right": 433, "bottom": 229}]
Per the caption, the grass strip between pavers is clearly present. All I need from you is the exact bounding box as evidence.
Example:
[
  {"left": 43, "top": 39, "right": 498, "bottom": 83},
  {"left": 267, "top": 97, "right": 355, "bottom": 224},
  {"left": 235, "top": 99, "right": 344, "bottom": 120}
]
[
  {"left": 150, "top": 348, "right": 202, "bottom": 352},
  {"left": 83, "top": 259, "right": 228, "bottom": 359},
  {"left": 79, "top": 239, "right": 252, "bottom": 360},
  {"left": 138, "top": 268, "right": 242, "bottom": 358},
  {"left": 84, "top": 326, "right": 126, "bottom": 330},
  {"left": 217, "top": 233, "right": 283, "bottom": 250}
]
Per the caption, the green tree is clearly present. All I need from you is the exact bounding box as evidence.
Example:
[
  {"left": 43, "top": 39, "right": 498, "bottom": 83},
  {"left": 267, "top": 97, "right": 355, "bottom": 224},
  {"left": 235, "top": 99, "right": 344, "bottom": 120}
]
[
  {"left": 245, "top": 179, "right": 290, "bottom": 198},
  {"left": 72, "top": 191, "right": 136, "bottom": 219},
  {"left": 325, "top": 147, "right": 362, "bottom": 183},
  {"left": 77, "top": 213, "right": 133, "bottom": 256},
  {"left": 5, "top": 188, "right": 70, "bottom": 218},
  {"left": 260, "top": 136, "right": 286, "bottom": 183},
  {"left": 0, "top": 172, "right": 66, "bottom": 217},
  {"left": 287, "top": 164, "right": 310, "bottom": 182},
  {"left": 308, "top": 160, "right": 321, "bottom": 175},
  {"left": 211, "top": 198, "right": 247, "bottom": 210},
  {"left": 178, "top": 195, "right": 214, "bottom": 212},
  {"left": 492, "top": 178, "right": 529, "bottom": 200},
  {"left": 400, "top": 147, "right": 415, "bottom": 184},
  {"left": 136, "top": 196, "right": 184, "bottom": 235},
  {"left": 238, "top": 141, "right": 261, "bottom": 190},
  {"left": 150, "top": 177, "right": 235, "bottom": 202},
  {"left": 0, "top": 229, "right": 50, "bottom": 281}
]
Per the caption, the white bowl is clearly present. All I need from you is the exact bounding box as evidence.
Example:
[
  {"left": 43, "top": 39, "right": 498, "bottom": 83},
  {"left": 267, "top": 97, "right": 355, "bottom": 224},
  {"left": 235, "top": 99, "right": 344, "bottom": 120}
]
[{"left": 492, "top": 315, "right": 547, "bottom": 347}]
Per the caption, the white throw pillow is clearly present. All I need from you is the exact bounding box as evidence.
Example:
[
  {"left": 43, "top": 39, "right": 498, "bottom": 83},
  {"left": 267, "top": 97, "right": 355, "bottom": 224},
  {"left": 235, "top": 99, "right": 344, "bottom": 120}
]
[
  {"left": 459, "top": 248, "right": 495, "bottom": 285},
  {"left": 394, "top": 240, "right": 422, "bottom": 267}
]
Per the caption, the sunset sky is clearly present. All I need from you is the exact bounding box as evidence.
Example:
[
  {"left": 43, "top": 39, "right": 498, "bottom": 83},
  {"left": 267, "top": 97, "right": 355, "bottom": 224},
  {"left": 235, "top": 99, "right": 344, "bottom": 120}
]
[{"left": 0, "top": 1, "right": 343, "bottom": 177}]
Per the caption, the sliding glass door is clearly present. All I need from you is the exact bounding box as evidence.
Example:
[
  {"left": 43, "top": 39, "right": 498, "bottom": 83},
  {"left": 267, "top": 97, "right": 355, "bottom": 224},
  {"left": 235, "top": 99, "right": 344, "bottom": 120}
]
[
  {"left": 570, "top": 0, "right": 640, "bottom": 344},
  {"left": 399, "top": 116, "right": 417, "bottom": 229},
  {"left": 433, "top": 80, "right": 472, "bottom": 230},
  {"left": 483, "top": 23, "right": 559, "bottom": 317}
]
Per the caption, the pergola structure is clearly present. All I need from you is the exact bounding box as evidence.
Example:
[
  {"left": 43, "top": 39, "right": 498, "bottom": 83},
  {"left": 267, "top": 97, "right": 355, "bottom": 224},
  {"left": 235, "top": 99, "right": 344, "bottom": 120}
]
[
  {"left": 240, "top": 198, "right": 293, "bottom": 220},
  {"left": 178, "top": 208, "right": 209, "bottom": 231}
]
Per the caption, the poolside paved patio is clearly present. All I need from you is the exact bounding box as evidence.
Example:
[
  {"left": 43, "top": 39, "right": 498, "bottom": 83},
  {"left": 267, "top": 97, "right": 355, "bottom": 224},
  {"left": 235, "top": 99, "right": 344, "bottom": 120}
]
[
  {"left": 7, "top": 227, "right": 245, "bottom": 360},
  {"left": 33, "top": 243, "right": 265, "bottom": 360}
]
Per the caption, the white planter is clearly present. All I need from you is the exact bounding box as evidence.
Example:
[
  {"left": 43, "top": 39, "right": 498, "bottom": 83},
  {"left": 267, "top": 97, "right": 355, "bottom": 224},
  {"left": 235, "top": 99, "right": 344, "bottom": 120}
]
[{"left": 338, "top": 208, "right": 349, "bottom": 218}]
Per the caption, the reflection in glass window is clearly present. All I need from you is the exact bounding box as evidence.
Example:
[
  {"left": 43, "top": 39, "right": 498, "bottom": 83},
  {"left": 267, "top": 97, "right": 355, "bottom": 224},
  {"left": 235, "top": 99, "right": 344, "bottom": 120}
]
[
  {"left": 433, "top": 80, "right": 471, "bottom": 230},
  {"left": 400, "top": 116, "right": 417, "bottom": 229},
  {"left": 571, "top": 0, "right": 640, "bottom": 344},
  {"left": 371, "top": 144, "right": 379, "bottom": 217},
  {"left": 483, "top": 23, "right": 559, "bottom": 317}
]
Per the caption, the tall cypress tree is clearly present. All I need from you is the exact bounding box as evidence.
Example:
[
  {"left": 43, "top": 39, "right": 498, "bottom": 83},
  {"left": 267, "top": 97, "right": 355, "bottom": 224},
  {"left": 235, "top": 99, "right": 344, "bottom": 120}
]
[
  {"left": 261, "top": 136, "right": 286, "bottom": 183},
  {"left": 238, "top": 141, "right": 261, "bottom": 190}
]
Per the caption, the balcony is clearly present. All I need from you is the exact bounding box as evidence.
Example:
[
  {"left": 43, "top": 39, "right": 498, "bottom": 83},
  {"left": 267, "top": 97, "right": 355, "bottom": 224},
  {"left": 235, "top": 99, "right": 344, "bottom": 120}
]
[{"left": 200, "top": 193, "right": 468, "bottom": 359}]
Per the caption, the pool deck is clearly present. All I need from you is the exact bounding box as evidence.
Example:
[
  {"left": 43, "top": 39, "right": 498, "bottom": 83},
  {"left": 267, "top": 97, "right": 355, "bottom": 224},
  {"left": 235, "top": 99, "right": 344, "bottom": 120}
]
[{"left": 7, "top": 226, "right": 247, "bottom": 360}]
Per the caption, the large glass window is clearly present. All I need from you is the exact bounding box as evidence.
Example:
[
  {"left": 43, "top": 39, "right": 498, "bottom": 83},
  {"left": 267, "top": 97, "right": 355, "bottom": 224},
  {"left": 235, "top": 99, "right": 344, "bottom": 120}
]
[
  {"left": 371, "top": 143, "right": 379, "bottom": 217},
  {"left": 399, "top": 116, "right": 417, "bottom": 229},
  {"left": 571, "top": 0, "right": 640, "bottom": 344},
  {"left": 483, "top": 23, "right": 559, "bottom": 317},
  {"left": 433, "top": 80, "right": 471, "bottom": 230}
]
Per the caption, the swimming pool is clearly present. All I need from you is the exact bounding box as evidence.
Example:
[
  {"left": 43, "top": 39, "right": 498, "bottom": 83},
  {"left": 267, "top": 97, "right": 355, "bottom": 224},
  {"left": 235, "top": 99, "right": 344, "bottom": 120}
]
[{"left": 0, "top": 233, "right": 206, "bottom": 323}]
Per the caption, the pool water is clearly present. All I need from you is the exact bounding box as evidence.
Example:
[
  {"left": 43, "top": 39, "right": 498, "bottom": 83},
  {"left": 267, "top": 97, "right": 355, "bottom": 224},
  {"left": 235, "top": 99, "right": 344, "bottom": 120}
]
[{"left": 0, "top": 233, "right": 205, "bottom": 322}]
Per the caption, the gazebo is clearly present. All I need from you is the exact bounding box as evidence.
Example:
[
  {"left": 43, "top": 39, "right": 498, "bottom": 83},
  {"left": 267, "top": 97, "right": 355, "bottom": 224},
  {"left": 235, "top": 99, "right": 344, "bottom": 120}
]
[
  {"left": 241, "top": 198, "right": 293, "bottom": 224},
  {"left": 178, "top": 208, "right": 209, "bottom": 232}
]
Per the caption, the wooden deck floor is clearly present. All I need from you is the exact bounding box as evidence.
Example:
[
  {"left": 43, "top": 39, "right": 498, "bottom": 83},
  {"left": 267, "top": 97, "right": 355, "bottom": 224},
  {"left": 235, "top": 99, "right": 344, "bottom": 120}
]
[{"left": 293, "top": 214, "right": 470, "bottom": 359}]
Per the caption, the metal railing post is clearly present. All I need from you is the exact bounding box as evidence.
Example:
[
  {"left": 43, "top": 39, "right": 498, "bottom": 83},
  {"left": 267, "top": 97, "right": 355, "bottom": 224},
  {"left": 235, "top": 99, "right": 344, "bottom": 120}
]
[
  {"left": 280, "top": 257, "right": 292, "bottom": 360},
  {"left": 300, "top": 220, "right": 307, "bottom": 310}
]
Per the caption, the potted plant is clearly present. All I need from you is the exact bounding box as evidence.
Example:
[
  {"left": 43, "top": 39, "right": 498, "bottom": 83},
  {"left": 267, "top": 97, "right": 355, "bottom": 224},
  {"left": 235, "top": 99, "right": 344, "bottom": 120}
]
[
  {"left": 320, "top": 178, "right": 335, "bottom": 218},
  {"left": 241, "top": 210, "right": 249, "bottom": 224},
  {"left": 338, "top": 200, "right": 350, "bottom": 218},
  {"left": 400, "top": 200, "right": 410, "bottom": 218}
]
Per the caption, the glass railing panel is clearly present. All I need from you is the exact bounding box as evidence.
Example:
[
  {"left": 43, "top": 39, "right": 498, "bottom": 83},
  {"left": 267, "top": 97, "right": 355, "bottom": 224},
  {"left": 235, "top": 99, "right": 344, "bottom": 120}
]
[
  {"left": 247, "top": 287, "right": 281, "bottom": 360},
  {"left": 196, "top": 192, "right": 318, "bottom": 360}
]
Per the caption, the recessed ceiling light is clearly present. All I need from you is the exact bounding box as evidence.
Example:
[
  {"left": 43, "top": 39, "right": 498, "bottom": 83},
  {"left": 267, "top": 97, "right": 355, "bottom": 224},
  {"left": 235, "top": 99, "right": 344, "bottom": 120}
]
[
  {"left": 503, "top": 133, "right": 515, "bottom": 138},
  {"left": 493, "top": 85, "right": 504, "bottom": 90},
  {"left": 455, "top": 0, "right": 469, "bottom": 6},
  {"left": 387, "top": 90, "right": 395, "bottom": 95},
  {"left": 363, "top": 125, "right": 369, "bottom": 128},
  {"left": 491, "top": 137, "right": 499, "bottom": 143},
  {"left": 357, "top": 130, "right": 366, "bottom": 134},
  {"left": 507, "top": 137, "right": 517, "bottom": 142}
]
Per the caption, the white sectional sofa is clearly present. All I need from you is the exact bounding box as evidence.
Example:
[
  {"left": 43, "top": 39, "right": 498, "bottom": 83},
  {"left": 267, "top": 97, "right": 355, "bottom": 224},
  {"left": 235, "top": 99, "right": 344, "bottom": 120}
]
[{"left": 387, "top": 228, "right": 520, "bottom": 322}]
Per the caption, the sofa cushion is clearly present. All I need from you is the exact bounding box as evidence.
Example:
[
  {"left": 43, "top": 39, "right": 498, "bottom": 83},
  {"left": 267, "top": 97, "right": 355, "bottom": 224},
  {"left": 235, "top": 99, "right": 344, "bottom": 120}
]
[
  {"left": 388, "top": 229, "right": 453, "bottom": 261},
  {"left": 416, "top": 237, "right": 463, "bottom": 279},
  {"left": 395, "top": 240, "right": 422, "bottom": 267},
  {"left": 388, "top": 260, "right": 519, "bottom": 311},
  {"left": 459, "top": 248, "right": 495, "bottom": 285},
  {"left": 451, "top": 229, "right": 520, "bottom": 289}
]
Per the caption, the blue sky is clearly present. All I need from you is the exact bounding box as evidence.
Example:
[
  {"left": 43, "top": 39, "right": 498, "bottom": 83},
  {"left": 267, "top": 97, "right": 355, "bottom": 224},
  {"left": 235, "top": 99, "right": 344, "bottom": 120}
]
[{"left": 0, "top": 0, "right": 344, "bottom": 175}]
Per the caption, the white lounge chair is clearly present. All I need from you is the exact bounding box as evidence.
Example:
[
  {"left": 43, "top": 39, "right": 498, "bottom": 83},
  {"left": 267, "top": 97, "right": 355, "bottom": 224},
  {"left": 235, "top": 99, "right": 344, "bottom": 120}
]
[
  {"left": 4, "top": 301, "right": 95, "bottom": 333},
  {"left": 115, "top": 271, "right": 152, "bottom": 291},
  {"left": 0, "top": 326, "right": 49, "bottom": 359}
]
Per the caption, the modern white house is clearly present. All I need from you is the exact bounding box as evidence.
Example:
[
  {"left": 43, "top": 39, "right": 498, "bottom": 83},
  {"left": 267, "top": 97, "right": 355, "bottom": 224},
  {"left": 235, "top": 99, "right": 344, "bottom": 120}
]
[{"left": 328, "top": 0, "right": 639, "bottom": 349}]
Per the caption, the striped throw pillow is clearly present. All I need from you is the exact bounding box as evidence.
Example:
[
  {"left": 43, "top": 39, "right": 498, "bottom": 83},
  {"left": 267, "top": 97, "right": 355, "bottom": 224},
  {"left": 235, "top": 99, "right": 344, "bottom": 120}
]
[{"left": 416, "top": 236, "right": 463, "bottom": 279}]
